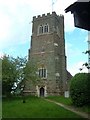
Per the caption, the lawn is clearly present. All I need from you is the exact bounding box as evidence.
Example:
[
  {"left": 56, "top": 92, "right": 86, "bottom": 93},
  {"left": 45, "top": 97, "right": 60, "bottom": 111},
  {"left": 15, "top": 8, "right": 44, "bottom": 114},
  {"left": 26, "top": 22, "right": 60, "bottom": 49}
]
[
  {"left": 2, "top": 96, "right": 82, "bottom": 118},
  {"left": 46, "top": 96, "right": 72, "bottom": 105},
  {"left": 46, "top": 96, "right": 89, "bottom": 114}
]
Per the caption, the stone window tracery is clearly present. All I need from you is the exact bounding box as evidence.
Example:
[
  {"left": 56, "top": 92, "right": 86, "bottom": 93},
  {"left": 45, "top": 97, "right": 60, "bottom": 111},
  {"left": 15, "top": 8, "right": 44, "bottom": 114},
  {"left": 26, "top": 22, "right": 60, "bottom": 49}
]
[
  {"left": 44, "top": 23, "right": 49, "bottom": 33},
  {"left": 38, "top": 23, "right": 49, "bottom": 34},
  {"left": 38, "top": 68, "right": 47, "bottom": 78},
  {"left": 39, "top": 25, "right": 43, "bottom": 34}
]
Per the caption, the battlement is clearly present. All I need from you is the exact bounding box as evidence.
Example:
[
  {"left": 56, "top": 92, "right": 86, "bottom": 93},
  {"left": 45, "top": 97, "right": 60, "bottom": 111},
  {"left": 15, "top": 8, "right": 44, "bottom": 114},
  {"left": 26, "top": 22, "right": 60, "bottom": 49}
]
[{"left": 33, "top": 12, "right": 64, "bottom": 21}]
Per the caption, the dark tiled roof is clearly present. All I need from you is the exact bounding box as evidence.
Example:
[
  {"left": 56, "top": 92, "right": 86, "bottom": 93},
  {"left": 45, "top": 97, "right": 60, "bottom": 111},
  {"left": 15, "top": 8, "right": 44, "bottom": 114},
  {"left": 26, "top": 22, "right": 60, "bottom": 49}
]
[
  {"left": 67, "top": 71, "right": 72, "bottom": 81},
  {"left": 65, "top": 1, "right": 90, "bottom": 31}
]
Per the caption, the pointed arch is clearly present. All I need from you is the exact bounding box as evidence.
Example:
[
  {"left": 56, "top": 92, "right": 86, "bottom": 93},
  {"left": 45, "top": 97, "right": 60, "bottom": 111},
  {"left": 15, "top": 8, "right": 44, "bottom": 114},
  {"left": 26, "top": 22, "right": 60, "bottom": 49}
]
[
  {"left": 38, "top": 25, "right": 43, "bottom": 34},
  {"left": 44, "top": 23, "right": 49, "bottom": 33},
  {"left": 40, "top": 87, "right": 45, "bottom": 97}
]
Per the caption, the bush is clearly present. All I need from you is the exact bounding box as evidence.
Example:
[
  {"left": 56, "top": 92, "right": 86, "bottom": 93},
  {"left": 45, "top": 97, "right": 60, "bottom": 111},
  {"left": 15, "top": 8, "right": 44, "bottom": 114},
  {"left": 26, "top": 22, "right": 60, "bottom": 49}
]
[{"left": 70, "top": 73, "right": 90, "bottom": 107}]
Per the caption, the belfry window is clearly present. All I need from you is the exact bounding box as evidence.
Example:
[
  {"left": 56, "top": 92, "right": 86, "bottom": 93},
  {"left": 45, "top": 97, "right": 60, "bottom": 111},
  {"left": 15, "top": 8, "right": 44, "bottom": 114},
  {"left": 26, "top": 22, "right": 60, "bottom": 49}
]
[
  {"left": 39, "top": 25, "right": 43, "bottom": 34},
  {"left": 38, "top": 23, "right": 49, "bottom": 34},
  {"left": 44, "top": 24, "right": 49, "bottom": 33},
  {"left": 38, "top": 68, "right": 47, "bottom": 78}
]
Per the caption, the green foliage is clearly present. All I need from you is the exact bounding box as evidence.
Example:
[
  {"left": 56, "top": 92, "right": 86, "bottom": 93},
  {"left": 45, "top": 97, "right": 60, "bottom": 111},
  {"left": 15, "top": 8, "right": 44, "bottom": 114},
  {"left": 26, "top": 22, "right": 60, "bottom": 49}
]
[
  {"left": 13, "top": 56, "right": 27, "bottom": 92},
  {"left": 0, "top": 59, "right": 2, "bottom": 97},
  {"left": 2, "top": 54, "right": 40, "bottom": 97},
  {"left": 2, "top": 55, "right": 17, "bottom": 96},
  {"left": 2, "top": 55, "right": 27, "bottom": 96},
  {"left": 13, "top": 56, "right": 27, "bottom": 82},
  {"left": 0, "top": 59, "right": 2, "bottom": 81},
  {"left": 23, "top": 61, "right": 40, "bottom": 84},
  {"left": 70, "top": 73, "right": 90, "bottom": 107},
  {"left": 84, "top": 50, "right": 90, "bottom": 54}
]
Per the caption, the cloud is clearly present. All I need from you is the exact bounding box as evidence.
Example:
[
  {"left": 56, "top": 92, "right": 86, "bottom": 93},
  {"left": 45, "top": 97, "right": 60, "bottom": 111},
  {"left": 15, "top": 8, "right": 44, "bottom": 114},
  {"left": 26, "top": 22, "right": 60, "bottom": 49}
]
[
  {"left": 53, "top": 0, "right": 76, "bottom": 32},
  {"left": 65, "top": 41, "right": 88, "bottom": 75},
  {"left": 0, "top": 12, "right": 11, "bottom": 40},
  {"left": 0, "top": 0, "right": 77, "bottom": 51},
  {"left": 0, "top": 52, "right": 4, "bottom": 58},
  {"left": 0, "top": 0, "right": 32, "bottom": 50},
  {"left": 65, "top": 42, "right": 82, "bottom": 58},
  {"left": 68, "top": 61, "right": 88, "bottom": 76},
  {"left": 84, "top": 36, "right": 88, "bottom": 43},
  {"left": 88, "top": 32, "right": 90, "bottom": 42}
]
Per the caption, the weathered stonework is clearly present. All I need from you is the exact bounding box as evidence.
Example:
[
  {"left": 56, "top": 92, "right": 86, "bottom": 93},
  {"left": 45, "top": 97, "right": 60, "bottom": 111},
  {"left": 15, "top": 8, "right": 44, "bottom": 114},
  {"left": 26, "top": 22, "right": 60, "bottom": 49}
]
[{"left": 24, "top": 12, "right": 72, "bottom": 97}]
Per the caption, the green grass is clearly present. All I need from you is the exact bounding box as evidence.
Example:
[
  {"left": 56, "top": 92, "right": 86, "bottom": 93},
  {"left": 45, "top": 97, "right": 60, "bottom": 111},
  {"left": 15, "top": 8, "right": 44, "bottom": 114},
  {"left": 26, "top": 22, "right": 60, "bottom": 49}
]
[
  {"left": 46, "top": 96, "right": 72, "bottom": 105},
  {"left": 46, "top": 96, "right": 89, "bottom": 114},
  {"left": 2, "top": 96, "right": 82, "bottom": 118}
]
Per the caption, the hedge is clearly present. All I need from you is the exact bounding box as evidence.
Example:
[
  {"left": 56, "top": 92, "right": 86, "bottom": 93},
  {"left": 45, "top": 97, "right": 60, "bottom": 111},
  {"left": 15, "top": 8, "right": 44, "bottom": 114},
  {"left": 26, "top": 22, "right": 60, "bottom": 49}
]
[{"left": 70, "top": 73, "right": 90, "bottom": 107}]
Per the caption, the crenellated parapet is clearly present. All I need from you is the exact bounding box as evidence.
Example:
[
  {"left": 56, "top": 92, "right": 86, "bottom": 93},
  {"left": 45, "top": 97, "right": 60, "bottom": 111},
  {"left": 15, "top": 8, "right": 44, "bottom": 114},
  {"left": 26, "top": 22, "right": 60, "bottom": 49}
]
[{"left": 33, "top": 11, "right": 64, "bottom": 21}]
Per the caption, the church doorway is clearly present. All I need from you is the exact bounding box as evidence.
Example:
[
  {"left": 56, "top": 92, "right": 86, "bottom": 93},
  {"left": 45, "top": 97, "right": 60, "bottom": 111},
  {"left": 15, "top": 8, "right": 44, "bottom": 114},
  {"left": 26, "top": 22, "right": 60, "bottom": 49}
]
[{"left": 40, "top": 87, "right": 44, "bottom": 97}]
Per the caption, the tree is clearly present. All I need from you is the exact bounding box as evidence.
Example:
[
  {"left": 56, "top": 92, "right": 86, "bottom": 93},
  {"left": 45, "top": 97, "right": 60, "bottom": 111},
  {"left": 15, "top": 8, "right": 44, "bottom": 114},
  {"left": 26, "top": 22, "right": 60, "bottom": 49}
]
[
  {"left": 13, "top": 56, "right": 27, "bottom": 86},
  {"left": 2, "top": 55, "right": 27, "bottom": 96},
  {"left": 0, "top": 58, "right": 2, "bottom": 97},
  {"left": 13, "top": 56, "right": 27, "bottom": 95},
  {"left": 70, "top": 73, "right": 90, "bottom": 107},
  {"left": 2, "top": 55, "right": 17, "bottom": 96},
  {"left": 79, "top": 50, "right": 90, "bottom": 71},
  {"left": 23, "top": 61, "right": 40, "bottom": 87},
  {"left": 2, "top": 54, "right": 40, "bottom": 97},
  {"left": 14, "top": 58, "right": 40, "bottom": 96},
  {"left": 18, "top": 60, "right": 40, "bottom": 102}
]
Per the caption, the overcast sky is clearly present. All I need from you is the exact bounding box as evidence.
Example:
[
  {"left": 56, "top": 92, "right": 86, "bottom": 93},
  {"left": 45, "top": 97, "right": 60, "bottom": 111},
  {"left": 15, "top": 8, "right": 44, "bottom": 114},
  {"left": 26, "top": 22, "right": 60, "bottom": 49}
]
[{"left": 0, "top": 0, "right": 88, "bottom": 75}]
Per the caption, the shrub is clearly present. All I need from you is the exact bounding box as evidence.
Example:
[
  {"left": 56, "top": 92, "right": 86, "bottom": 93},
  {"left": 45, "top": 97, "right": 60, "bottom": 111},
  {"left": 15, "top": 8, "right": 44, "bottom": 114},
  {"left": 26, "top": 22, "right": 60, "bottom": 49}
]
[{"left": 70, "top": 73, "right": 90, "bottom": 107}]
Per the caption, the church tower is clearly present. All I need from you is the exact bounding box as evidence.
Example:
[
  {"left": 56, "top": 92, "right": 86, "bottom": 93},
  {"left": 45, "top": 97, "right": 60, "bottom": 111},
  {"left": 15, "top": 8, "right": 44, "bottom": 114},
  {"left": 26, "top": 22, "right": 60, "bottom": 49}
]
[{"left": 25, "top": 12, "right": 70, "bottom": 97}]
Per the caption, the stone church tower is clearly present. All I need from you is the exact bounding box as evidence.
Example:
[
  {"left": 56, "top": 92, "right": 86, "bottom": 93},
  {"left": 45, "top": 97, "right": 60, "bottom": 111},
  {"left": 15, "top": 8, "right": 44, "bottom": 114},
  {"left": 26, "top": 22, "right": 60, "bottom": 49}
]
[{"left": 24, "top": 12, "right": 72, "bottom": 97}]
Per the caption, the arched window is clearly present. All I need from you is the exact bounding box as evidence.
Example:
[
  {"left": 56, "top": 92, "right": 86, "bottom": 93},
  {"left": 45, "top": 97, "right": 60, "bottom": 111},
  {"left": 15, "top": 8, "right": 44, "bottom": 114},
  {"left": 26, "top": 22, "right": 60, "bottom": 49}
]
[
  {"left": 38, "top": 24, "right": 49, "bottom": 34},
  {"left": 39, "top": 25, "right": 43, "bottom": 34},
  {"left": 38, "top": 68, "right": 47, "bottom": 78},
  {"left": 44, "top": 23, "right": 49, "bottom": 33}
]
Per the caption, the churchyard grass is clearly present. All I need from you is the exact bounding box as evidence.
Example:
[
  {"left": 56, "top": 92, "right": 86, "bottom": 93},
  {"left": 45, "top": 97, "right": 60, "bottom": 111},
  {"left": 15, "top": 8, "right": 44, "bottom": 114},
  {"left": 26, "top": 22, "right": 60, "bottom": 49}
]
[
  {"left": 46, "top": 96, "right": 72, "bottom": 105},
  {"left": 2, "top": 96, "right": 82, "bottom": 118},
  {"left": 46, "top": 96, "right": 89, "bottom": 114}
]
